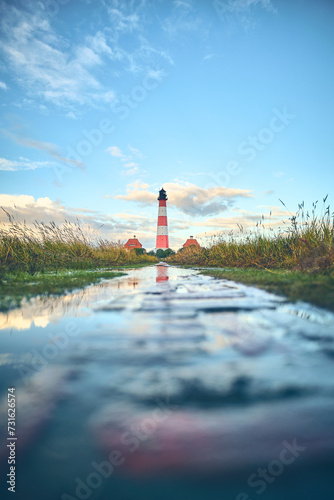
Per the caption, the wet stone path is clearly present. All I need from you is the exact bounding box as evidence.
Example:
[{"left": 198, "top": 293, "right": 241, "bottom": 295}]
[{"left": 0, "top": 265, "right": 334, "bottom": 500}]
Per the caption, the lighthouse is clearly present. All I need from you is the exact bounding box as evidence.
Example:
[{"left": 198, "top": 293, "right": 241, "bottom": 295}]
[{"left": 156, "top": 187, "right": 169, "bottom": 250}]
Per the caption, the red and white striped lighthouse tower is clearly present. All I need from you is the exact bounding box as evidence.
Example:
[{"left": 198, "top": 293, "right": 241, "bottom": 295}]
[{"left": 156, "top": 187, "right": 169, "bottom": 250}]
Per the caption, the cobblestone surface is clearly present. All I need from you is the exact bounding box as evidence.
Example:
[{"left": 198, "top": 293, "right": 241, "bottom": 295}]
[{"left": 0, "top": 265, "right": 334, "bottom": 499}]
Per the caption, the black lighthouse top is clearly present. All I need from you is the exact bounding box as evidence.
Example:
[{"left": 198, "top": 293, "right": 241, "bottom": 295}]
[{"left": 157, "top": 187, "right": 168, "bottom": 201}]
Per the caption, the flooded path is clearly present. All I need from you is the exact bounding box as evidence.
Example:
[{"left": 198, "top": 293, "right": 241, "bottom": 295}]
[{"left": 0, "top": 265, "right": 334, "bottom": 500}]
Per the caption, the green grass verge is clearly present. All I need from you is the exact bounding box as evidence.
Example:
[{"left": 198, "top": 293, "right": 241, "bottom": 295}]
[
  {"left": 0, "top": 268, "right": 130, "bottom": 311},
  {"left": 197, "top": 267, "right": 334, "bottom": 311}
]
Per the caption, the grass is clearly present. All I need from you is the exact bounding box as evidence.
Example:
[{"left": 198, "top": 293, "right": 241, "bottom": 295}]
[
  {"left": 168, "top": 197, "right": 334, "bottom": 272},
  {"left": 0, "top": 211, "right": 157, "bottom": 279}
]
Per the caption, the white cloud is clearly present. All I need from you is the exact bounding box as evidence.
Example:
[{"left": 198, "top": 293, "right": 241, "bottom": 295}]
[
  {"left": 129, "top": 181, "right": 149, "bottom": 189},
  {"left": 0, "top": 157, "right": 56, "bottom": 171},
  {"left": 0, "top": 81, "right": 7, "bottom": 90},
  {"left": 0, "top": 2, "right": 173, "bottom": 110},
  {"left": 66, "top": 111, "right": 77, "bottom": 120},
  {"left": 105, "top": 146, "right": 144, "bottom": 176},
  {"left": 0, "top": 194, "right": 54, "bottom": 209},
  {"left": 107, "top": 8, "right": 140, "bottom": 33},
  {"left": 0, "top": 5, "right": 115, "bottom": 109},
  {"left": 0, "top": 194, "right": 113, "bottom": 238},
  {"left": 100, "top": 90, "right": 116, "bottom": 103},
  {"left": 174, "top": 0, "right": 194, "bottom": 10},
  {"left": 114, "top": 212, "right": 151, "bottom": 220},
  {"left": 189, "top": 205, "right": 291, "bottom": 240},
  {"left": 2, "top": 18, "right": 82, "bottom": 93},
  {"left": 216, "top": 0, "right": 276, "bottom": 14},
  {"left": 162, "top": 4, "right": 204, "bottom": 40},
  {"left": 115, "top": 181, "right": 252, "bottom": 216},
  {"left": 213, "top": 0, "right": 277, "bottom": 33},
  {"left": 122, "top": 166, "right": 139, "bottom": 176},
  {"left": 115, "top": 184, "right": 155, "bottom": 205},
  {"left": 128, "top": 145, "right": 145, "bottom": 158},
  {"left": 88, "top": 31, "right": 113, "bottom": 56},
  {"left": 75, "top": 46, "right": 102, "bottom": 67},
  {"left": 105, "top": 146, "right": 124, "bottom": 158},
  {"left": 4, "top": 131, "right": 85, "bottom": 168}
]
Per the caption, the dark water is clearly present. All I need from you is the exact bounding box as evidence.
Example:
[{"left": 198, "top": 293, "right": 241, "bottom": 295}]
[{"left": 0, "top": 266, "right": 334, "bottom": 500}]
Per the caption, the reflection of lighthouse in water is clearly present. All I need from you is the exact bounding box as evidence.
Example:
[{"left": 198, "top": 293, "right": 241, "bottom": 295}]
[
  {"left": 156, "top": 187, "right": 169, "bottom": 250},
  {"left": 156, "top": 266, "right": 169, "bottom": 283}
]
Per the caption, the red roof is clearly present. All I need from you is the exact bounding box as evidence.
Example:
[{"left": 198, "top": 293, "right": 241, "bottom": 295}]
[
  {"left": 124, "top": 238, "right": 142, "bottom": 249},
  {"left": 183, "top": 238, "right": 200, "bottom": 248}
]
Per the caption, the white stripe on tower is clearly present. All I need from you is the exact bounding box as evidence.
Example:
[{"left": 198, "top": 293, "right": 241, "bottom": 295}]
[{"left": 156, "top": 187, "right": 169, "bottom": 250}]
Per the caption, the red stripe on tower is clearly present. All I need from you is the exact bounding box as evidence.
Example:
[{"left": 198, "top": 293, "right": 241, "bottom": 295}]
[
  {"left": 156, "top": 187, "right": 169, "bottom": 250},
  {"left": 157, "top": 216, "right": 167, "bottom": 226}
]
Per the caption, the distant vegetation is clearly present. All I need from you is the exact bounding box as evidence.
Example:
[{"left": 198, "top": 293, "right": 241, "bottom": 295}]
[
  {"left": 155, "top": 248, "right": 175, "bottom": 259},
  {"left": 168, "top": 198, "right": 334, "bottom": 273},
  {"left": 2, "top": 198, "right": 333, "bottom": 277},
  {"left": 0, "top": 210, "right": 157, "bottom": 278},
  {"left": 1, "top": 199, "right": 333, "bottom": 311}
]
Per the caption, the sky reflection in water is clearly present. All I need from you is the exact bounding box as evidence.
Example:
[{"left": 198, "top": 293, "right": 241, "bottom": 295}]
[{"left": 0, "top": 266, "right": 334, "bottom": 500}]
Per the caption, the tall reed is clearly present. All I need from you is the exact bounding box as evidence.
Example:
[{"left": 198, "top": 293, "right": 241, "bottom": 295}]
[
  {"left": 168, "top": 198, "right": 334, "bottom": 272},
  {"left": 0, "top": 211, "right": 157, "bottom": 276}
]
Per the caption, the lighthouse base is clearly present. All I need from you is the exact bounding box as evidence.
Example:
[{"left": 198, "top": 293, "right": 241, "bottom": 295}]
[{"left": 156, "top": 235, "right": 169, "bottom": 250}]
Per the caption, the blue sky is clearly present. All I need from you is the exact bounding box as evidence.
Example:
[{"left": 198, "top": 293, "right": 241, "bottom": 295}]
[{"left": 0, "top": 0, "right": 333, "bottom": 249}]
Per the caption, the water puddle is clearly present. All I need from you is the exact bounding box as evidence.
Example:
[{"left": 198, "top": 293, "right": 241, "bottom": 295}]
[{"left": 0, "top": 265, "right": 333, "bottom": 499}]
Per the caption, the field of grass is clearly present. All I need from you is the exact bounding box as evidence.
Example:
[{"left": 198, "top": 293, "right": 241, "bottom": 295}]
[
  {"left": 168, "top": 198, "right": 334, "bottom": 273},
  {"left": 0, "top": 212, "right": 157, "bottom": 279}
]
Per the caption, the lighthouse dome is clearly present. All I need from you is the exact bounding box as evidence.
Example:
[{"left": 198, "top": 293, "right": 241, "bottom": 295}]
[{"left": 157, "top": 187, "right": 168, "bottom": 200}]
